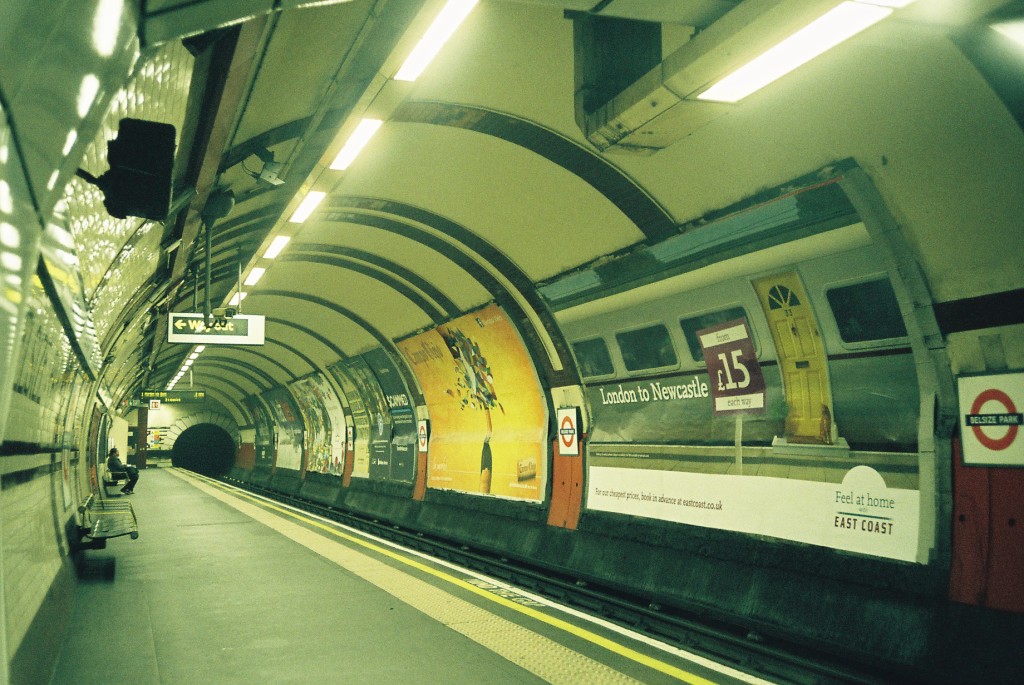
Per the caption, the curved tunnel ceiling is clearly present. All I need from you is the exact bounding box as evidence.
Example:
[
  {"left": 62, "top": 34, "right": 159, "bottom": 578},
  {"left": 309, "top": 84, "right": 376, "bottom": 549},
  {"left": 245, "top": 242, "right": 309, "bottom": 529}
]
[{"left": 61, "top": 0, "right": 1023, "bottom": 422}]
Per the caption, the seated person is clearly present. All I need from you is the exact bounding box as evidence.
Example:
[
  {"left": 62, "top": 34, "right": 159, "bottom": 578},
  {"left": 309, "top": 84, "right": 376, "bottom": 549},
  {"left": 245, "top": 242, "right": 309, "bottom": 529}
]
[{"left": 106, "top": 447, "right": 139, "bottom": 494}]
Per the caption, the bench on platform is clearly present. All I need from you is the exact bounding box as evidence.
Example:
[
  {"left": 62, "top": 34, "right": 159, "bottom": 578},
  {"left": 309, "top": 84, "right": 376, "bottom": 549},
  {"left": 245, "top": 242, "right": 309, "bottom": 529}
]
[
  {"left": 74, "top": 493, "right": 138, "bottom": 550},
  {"left": 102, "top": 468, "right": 130, "bottom": 496}
]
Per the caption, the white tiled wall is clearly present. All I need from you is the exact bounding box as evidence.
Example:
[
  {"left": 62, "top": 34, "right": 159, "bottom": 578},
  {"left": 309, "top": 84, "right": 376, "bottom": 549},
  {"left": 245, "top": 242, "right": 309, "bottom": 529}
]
[{"left": 1, "top": 459, "right": 72, "bottom": 659}]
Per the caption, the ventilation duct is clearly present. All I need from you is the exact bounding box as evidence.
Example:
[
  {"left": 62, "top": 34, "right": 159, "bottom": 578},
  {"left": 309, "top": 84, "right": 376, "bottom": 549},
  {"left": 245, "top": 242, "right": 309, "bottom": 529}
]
[{"left": 572, "top": 0, "right": 903, "bottom": 154}]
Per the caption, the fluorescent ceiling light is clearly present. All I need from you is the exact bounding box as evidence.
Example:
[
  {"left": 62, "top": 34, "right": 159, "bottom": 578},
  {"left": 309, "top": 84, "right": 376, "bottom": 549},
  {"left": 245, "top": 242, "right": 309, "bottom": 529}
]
[
  {"left": 329, "top": 119, "right": 383, "bottom": 170},
  {"left": 288, "top": 191, "right": 326, "bottom": 223},
  {"left": 62, "top": 130, "right": 78, "bottom": 156},
  {"left": 244, "top": 267, "right": 266, "bottom": 286},
  {"left": 993, "top": 19, "right": 1024, "bottom": 49},
  {"left": 195, "top": 345, "right": 205, "bottom": 353},
  {"left": 263, "top": 235, "right": 291, "bottom": 259},
  {"left": 229, "top": 292, "right": 246, "bottom": 306},
  {"left": 92, "top": 0, "right": 124, "bottom": 56},
  {"left": 394, "top": 0, "right": 478, "bottom": 82},
  {"left": 77, "top": 74, "right": 99, "bottom": 118},
  {"left": 188, "top": 352, "right": 199, "bottom": 360},
  {"left": 697, "top": 1, "right": 896, "bottom": 103}
]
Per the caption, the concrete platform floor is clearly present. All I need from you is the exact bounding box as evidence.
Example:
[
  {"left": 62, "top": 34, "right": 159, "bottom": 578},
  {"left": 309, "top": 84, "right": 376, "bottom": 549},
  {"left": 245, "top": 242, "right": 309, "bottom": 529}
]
[{"left": 49, "top": 469, "right": 762, "bottom": 685}]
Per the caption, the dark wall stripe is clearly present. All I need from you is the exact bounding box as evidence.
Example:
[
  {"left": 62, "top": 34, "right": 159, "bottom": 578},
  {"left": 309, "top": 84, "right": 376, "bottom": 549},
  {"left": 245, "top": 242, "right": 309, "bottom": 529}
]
[
  {"left": 327, "top": 201, "right": 581, "bottom": 387},
  {"left": 292, "top": 244, "right": 459, "bottom": 316},
  {"left": 251, "top": 289, "right": 425, "bottom": 405},
  {"left": 264, "top": 336, "right": 317, "bottom": 374},
  {"left": 194, "top": 360, "right": 270, "bottom": 393},
  {"left": 391, "top": 101, "right": 677, "bottom": 243},
  {"left": 280, "top": 253, "right": 446, "bottom": 323},
  {"left": 274, "top": 320, "right": 348, "bottom": 362},
  {"left": 933, "top": 288, "right": 1024, "bottom": 335},
  {"left": 214, "top": 347, "right": 296, "bottom": 382},
  {"left": 196, "top": 360, "right": 273, "bottom": 392},
  {"left": 195, "top": 381, "right": 255, "bottom": 424}
]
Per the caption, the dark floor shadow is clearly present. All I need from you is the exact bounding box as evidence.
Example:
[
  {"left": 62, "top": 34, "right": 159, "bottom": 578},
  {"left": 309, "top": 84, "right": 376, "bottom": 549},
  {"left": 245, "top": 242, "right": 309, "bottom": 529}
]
[
  {"left": 74, "top": 555, "right": 117, "bottom": 582},
  {"left": 65, "top": 519, "right": 118, "bottom": 582}
]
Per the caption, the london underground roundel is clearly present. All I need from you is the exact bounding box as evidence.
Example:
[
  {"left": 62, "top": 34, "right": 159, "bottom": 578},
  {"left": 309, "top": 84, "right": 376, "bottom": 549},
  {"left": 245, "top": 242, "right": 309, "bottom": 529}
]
[
  {"left": 556, "top": 407, "right": 580, "bottom": 456},
  {"left": 959, "top": 373, "right": 1024, "bottom": 465}
]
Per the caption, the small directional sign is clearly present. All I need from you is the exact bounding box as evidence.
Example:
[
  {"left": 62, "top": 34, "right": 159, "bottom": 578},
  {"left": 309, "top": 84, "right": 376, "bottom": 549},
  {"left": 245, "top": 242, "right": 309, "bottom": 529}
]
[
  {"left": 141, "top": 390, "right": 206, "bottom": 403},
  {"left": 167, "top": 313, "right": 265, "bottom": 345}
]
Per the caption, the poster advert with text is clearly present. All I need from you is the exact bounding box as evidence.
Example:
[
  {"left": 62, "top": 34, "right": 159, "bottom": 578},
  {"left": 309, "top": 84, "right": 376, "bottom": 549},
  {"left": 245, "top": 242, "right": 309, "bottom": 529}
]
[
  {"left": 398, "top": 304, "right": 547, "bottom": 500},
  {"left": 587, "top": 465, "right": 920, "bottom": 561}
]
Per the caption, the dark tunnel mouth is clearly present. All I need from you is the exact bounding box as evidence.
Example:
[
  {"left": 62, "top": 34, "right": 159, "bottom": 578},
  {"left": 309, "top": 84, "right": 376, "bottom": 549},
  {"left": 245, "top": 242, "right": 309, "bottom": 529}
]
[{"left": 170, "top": 423, "right": 235, "bottom": 477}]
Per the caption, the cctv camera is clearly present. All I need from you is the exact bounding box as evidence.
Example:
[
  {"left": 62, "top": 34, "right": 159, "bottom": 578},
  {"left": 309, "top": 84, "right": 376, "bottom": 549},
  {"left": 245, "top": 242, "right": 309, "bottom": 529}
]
[
  {"left": 258, "top": 161, "right": 285, "bottom": 186},
  {"left": 211, "top": 307, "right": 237, "bottom": 319},
  {"left": 224, "top": 307, "right": 237, "bottom": 318}
]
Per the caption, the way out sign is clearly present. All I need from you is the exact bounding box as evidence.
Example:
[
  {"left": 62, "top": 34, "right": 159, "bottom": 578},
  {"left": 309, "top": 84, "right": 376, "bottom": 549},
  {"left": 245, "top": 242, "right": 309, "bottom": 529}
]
[
  {"left": 167, "top": 312, "right": 265, "bottom": 345},
  {"left": 698, "top": 318, "right": 766, "bottom": 416},
  {"left": 959, "top": 373, "right": 1024, "bottom": 466}
]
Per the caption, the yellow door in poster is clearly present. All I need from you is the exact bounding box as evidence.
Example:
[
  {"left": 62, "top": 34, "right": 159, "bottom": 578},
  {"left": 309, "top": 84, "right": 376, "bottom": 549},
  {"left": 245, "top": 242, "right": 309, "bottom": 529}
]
[
  {"left": 398, "top": 305, "right": 548, "bottom": 500},
  {"left": 753, "top": 272, "right": 834, "bottom": 443}
]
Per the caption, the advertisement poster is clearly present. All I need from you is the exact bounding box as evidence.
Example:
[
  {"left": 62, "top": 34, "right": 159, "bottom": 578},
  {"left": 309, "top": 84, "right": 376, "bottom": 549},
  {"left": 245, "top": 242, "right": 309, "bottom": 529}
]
[
  {"left": 262, "top": 388, "right": 304, "bottom": 471},
  {"left": 363, "top": 348, "right": 416, "bottom": 483},
  {"left": 342, "top": 357, "right": 394, "bottom": 480},
  {"left": 586, "top": 370, "right": 785, "bottom": 447},
  {"left": 398, "top": 304, "right": 547, "bottom": 500},
  {"left": 245, "top": 395, "right": 275, "bottom": 467},
  {"left": 289, "top": 373, "right": 346, "bottom": 476},
  {"left": 147, "top": 427, "right": 169, "bottom": 449},
  {"left": 588, "top": 464, "right": 920, "bottom": 562},
  {"left": 328, "top": 361, "right": 370, "bottom": 478}
]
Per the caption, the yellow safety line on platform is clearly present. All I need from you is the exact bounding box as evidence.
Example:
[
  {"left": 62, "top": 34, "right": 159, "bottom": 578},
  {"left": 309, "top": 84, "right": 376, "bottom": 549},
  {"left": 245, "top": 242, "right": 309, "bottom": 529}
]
[{"left": 174, "top": 469, "right": 724, "bottom": 685}]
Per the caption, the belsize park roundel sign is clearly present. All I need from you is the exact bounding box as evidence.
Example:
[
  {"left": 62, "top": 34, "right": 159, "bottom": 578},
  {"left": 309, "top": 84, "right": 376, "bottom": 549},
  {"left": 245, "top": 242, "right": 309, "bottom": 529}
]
[
  {"left": 959, "top": 373, "right": 1024, "bottom": 466},
  {"left": 556, "top": 407, "right": 580, "bottom": 457}
]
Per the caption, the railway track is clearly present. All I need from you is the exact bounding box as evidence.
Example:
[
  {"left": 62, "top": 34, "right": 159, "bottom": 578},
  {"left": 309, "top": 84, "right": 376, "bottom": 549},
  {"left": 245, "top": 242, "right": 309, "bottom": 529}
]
[{"left": 222, "top": 475, "right": 936, "bottom": 685}]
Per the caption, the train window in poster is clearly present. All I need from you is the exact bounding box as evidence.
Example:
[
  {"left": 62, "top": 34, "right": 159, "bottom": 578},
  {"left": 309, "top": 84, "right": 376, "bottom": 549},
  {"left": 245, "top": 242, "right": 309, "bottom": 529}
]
[
  {"left": 679, "top": 306, "right": 748, "bottom": 362},
  {"left": 572, "top": 338, "right": 614, "bottom": 378},
  {"left": 615, "top": 324, "right": 677, "bottom": 372},
  {"left": 826, "top": 278, "right": 907, "bottom": 343}
]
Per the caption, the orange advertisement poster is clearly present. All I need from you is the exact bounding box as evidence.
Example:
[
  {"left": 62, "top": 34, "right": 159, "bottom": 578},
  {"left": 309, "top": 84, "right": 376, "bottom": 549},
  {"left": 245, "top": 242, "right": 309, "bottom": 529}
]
[{"left": 398, "top": 305, "right": 547, "bottom": 501}]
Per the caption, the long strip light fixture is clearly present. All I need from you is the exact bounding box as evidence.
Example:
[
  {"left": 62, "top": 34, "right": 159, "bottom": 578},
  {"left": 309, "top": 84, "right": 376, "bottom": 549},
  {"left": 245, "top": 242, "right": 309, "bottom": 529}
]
[
  {"left": 243, "top": 267, "right": 266, "bottom": 286},
  {"left": 263, "top": 235, "right": 291, "bottom": 259},
  {"left": 993, "top": 19, "right": 1024, "bottom": 48},
  {"left": 697, "top": 0, "right": 915, "bottom": 103},
  {"left": 166, "top": 345, "right": 204, "bottom": 391},
  {"left": 288, "top": 190, "right": 326, "bottom": 223},
  {"left": 330, "top": 118, "right": 382, "bottom": 170},
  {"left": 394, "top": 0, "right": 478, "bottom": 82}
]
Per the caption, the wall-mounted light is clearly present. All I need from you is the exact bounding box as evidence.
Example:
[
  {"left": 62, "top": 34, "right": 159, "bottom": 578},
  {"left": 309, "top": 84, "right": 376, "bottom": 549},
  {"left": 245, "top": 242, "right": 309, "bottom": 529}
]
[
  {"left": 993, "top": 19, "right": 1024, "bottom": 48},
  {"left": 394, "top": 0, "right": 478, "bottom": 82},
  {"left": 288, "top": 191, "right": 326, "bottom": 223},
  {"left": 696, "top": 1, "right": 913, "bottom": 103},
  {"left": 329, "top": 119, "right": 383, "bottom": 170}
]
